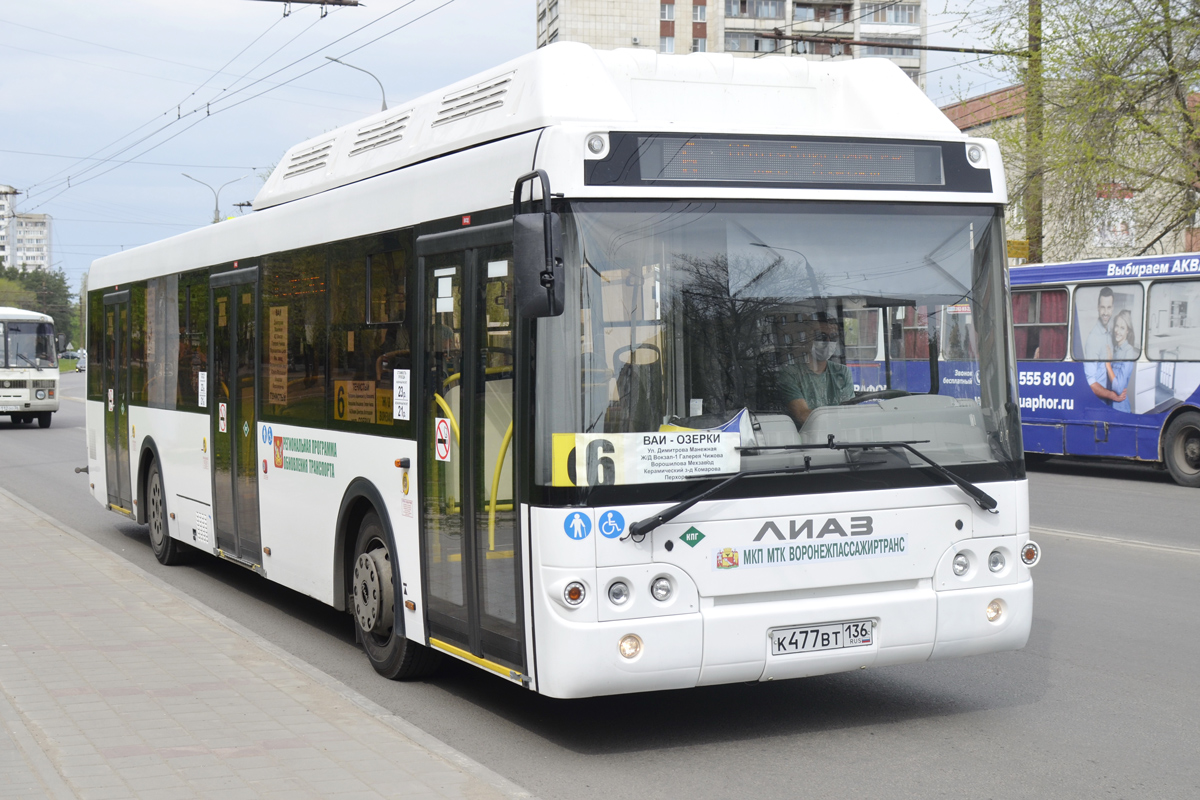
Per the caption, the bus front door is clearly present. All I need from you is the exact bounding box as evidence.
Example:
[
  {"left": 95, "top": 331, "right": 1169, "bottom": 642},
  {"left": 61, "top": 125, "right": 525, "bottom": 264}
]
[
  {"left": 209, "top": 270, "right": 262, "bottom": 567},
  {"left": 418, "top": 225, "right": 524, "bottom": 674},
  {"left": 102, "top": 290, "right": 132, "bottom": 513}
]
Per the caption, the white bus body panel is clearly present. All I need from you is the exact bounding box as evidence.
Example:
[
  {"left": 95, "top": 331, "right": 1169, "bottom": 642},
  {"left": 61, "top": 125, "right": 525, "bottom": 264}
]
[{"left": 530, "top": 480, "right": 1030, "bottom": 698}]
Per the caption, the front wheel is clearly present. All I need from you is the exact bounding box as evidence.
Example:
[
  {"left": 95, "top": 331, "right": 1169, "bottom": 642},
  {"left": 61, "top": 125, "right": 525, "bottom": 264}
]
[
  {"left": 352, "top": 511, "right": 442, "bottom": 679},
  {"left": 37, "top": 412, "right": 51, "bottom": 428},
  {"left": 147, "top": 462, "right": 190, "bottom": 565},
  {"left": 1163, "top": 411, "right": 1200, "bottom": 488}
]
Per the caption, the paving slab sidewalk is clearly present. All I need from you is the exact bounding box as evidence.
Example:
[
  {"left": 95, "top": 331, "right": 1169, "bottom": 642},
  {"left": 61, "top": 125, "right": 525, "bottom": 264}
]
[{"left": 0, "top": 488, "right": 533, "bottom": 800}]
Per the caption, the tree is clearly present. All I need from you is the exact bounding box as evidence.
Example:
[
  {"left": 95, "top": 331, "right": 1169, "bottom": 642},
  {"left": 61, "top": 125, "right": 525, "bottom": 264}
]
[
  {"left": 965, "top": 0, "right": 1200, "bottom": 260},
  {"left": 0, "top": 265, "right": 75, "bottom": 342},
  {"left": 0, "top": 277, "right": 35, "bottom": 308}
]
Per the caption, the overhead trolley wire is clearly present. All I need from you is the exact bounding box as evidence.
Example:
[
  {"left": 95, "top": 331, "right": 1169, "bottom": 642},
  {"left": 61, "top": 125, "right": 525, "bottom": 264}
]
[{"left": 23, "top": 0, "right": 458, "bottom": 213}]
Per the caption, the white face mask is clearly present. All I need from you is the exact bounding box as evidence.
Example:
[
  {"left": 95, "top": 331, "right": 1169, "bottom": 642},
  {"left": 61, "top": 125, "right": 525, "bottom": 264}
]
[{"left": 811, "top": 341, "right": 840, "bottom": 362}]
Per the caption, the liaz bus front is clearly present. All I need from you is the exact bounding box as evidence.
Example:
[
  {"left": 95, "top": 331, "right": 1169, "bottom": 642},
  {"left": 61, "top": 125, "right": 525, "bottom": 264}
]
[{"left": 515, "top": 52, "right": 1037, "bottom": 698}]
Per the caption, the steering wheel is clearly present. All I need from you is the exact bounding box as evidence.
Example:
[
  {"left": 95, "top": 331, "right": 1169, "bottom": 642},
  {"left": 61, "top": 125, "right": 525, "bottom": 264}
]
[{"left": 841, "top": 390, "right": 909, "bottom": 405}]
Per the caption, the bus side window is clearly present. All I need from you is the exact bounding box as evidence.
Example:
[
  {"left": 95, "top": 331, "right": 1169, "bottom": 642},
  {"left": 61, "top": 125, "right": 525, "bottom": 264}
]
[
  {"left": 261, "top": 247, "right": 329, "bottom": 425},
  {"left": 1013, "top": 289, "right": 1068, "bottom": 360},
  {"left": 87, "top": 289, "right": 105, "bottom": 400},
  {"left": 1071, "top": 284, "right": 1143, "bottom": 362},
  {"left": 1147, "top": 280, "right": 1200, "bottom": 361},
  {"left": 176, "top": 270, "right": 209, "bottom": 410},
  {"left": 329, "top": 230, "right": 413, "bottom": 433}
]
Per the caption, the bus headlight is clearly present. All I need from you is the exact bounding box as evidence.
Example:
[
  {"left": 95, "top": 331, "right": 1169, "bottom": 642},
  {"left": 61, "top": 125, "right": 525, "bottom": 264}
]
[
  {"left": 35, "top": 389, "right": 46, "bottom": 400},
  {"left": 651, "top": 576, "right": 672, "bottom": 601},
  {"left": 564, "top": 581, "right": 586, "bottom": 606},
  {"left": 988, "top": 550, "right": 1005, "bottom": 572},
  {"left": 608, "top": 581, "right": 629, "bottom": 605},
  {"left": 952, "top": 553, "right": 970, "bottom": 576},
  {"left": 618, "top": 634, "right": 642, "bottom": 659}
]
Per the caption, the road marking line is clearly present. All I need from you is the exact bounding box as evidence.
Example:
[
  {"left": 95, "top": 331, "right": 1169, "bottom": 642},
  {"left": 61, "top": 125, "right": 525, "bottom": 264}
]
[
  {"left": 1032, "top": 526, "right": 1200, "bottom": 556},
  {"left": 62, "top": 396, "right": 85, "bottom": 403}
]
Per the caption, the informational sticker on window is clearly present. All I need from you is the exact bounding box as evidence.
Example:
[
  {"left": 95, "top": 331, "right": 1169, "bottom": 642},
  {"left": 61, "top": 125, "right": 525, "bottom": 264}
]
[
  {"left": 268, "top": 305, "right": 288, "bottom": 405},
  {"left": 551, "top": 431, "right": 741, "bottom": 486},
  {"left": 333, "top": 380, "right": 375, "bottom": 423},
  {"left": 218, "top": 402, "right": 227, "bottom": 433},
  {"left": 392, "top": 369, "right": 410, "bottom": 420},
  {"left": 198, "top": 371, "right": 207, "bottom": 408}
]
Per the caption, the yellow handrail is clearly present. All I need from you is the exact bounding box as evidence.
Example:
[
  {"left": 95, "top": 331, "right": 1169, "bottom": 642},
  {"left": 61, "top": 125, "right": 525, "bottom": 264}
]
[
  {"left": 488, "top": 421, "right": 514, "bottom": 551},
  {"left": 442, "top": 365, "right": 513, "bottom": 390},
  {"left": 432, "top": 393, "right": 461, "bottom": 443}
]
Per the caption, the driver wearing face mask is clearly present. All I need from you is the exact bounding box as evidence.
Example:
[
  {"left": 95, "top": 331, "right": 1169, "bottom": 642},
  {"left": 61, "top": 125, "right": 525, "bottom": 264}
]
[{"left": 780, "top": 313, "right": 855, "bottom": 426}]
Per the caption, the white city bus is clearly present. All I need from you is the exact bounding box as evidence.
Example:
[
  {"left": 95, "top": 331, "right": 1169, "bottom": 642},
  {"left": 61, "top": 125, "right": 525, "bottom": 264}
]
[
  {"left": 1, "top": 306, "right": 59, "bottom": 427},
  {"left": 84, "top": 43, "right": 1038, "bottom": 698}
]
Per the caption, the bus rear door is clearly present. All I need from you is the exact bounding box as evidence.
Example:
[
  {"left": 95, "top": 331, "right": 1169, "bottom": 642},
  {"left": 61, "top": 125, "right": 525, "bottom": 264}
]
[{"left": 102, "top": 290, "right": 133, "bottom": 513}]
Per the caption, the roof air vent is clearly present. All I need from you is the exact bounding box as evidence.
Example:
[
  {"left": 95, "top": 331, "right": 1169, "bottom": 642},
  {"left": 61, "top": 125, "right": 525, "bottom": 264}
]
[
  {"left": 349, "top": 111, "right": 412, "bottom": 157},
  {"left": 432, "top": 71, "right": 515, "bottom": 128},
  {"left": 283, "top": 140, "right": 334, "bottom": 179}
]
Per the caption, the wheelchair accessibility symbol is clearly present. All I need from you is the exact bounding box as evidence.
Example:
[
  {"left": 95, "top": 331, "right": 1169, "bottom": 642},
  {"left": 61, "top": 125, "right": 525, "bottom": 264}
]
[
  {"left": 599, "top": 510, "right": 625, "bottom": 539},
  {"left": 564, "top": 512, "right": 591, "bottom": 540}
]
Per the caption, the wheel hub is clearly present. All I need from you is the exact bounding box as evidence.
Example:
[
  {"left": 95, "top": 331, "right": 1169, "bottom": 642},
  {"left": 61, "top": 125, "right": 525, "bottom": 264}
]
[{"left": 352, "top": 547, "right": 394, "bottom": 635}]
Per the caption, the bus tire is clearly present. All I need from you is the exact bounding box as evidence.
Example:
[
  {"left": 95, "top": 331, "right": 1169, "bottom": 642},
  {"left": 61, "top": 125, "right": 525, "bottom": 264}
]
[
  {"left": 146, "top": 461, "right": 189, "bottom": 565},
  {"left": 1164, "top": 411, "right": 1200, "bottom": 488},
  {"left": 37, "top": 412, "right": 51, "bottom": 428},
  {"left": 352, "top": 511, "right": 442, "bottom": 680}
]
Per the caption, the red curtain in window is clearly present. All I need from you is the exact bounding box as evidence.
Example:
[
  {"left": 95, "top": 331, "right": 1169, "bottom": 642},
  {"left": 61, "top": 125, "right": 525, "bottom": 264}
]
[
  {"left": 1039, "top": 325, "right": 1067, "bottom": 359},
  {"left": 1039, "top": 289, "right": 1068, "bottom": 323},
  {"left": 1012, "top": 293, "right": 1033, "bottom": 324}
]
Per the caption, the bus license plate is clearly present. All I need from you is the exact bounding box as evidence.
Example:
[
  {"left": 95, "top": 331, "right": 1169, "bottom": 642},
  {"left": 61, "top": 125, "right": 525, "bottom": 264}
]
[
  {"left": 770, "top": 620, "right": 873, "bottom": 656},
  {"left": 0, "top": 406, "right": 18, "bottom": 412}
]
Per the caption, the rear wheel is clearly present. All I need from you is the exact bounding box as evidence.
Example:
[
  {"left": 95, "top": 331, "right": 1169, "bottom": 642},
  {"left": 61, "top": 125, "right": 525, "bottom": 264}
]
[
  {"left": 352, "top": 511, "right": 441, "bottom": 679},
  {"left": 1163, "top": 411, "right": 1200, "bottom": 488},
  {"left": 37, "top": 412, "right": 51, "bottom": 428},
  {"left": 147, "top": 462, "right": 189, "bottom": 565}
]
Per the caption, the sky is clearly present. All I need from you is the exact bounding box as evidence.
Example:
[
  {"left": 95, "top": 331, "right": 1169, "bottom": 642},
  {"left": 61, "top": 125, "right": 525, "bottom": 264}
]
[{"left": 0, "top": 0, "right": 1010, "bottom": 301}]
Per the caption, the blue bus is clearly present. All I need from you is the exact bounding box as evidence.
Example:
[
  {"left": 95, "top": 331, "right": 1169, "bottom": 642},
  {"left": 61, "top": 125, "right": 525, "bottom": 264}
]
[{"left": 1007, "top": 253, "right": 1200, "bottom": 486}]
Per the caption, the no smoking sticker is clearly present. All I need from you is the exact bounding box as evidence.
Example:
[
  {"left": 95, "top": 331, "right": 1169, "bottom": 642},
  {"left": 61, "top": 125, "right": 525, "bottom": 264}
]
[{"left": 435, "top": 418, "right": 452, "bottom": 462}]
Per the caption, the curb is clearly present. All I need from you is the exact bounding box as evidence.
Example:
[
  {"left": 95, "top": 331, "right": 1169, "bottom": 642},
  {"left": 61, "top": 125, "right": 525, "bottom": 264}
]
[{"left": 0, "top": 485, "right": 539, "bottom": 800}]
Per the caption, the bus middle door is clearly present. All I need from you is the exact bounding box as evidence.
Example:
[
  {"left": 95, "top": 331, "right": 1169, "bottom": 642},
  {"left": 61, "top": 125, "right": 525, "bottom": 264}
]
[
  {"left": 417, "top": 223, "right": 525, "bottom": 676},
  {"left": 209, "top": 268, "right": 263, "bottom": 568}
]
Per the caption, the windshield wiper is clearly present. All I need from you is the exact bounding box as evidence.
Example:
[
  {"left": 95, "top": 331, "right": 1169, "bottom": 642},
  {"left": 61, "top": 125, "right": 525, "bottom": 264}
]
[
  {"left": 740, "top": 435, "right": 998, "bottom": 513},
  {"left": 17, "top": 353, "right": 42, "bottom": 371},
  {"left": 624, "top": 456, "right": 887, "bottom": 540}
]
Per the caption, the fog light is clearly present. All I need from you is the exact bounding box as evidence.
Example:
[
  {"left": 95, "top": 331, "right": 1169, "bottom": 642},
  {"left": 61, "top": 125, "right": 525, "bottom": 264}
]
[
  {"left": 1020, "top": 541, "right": 1041, "bottom": 567},
  {"left": 986, "top": 599, "right": 1003, "bottom": 622},
  {"left": 587, "top": 134, "right": 606, "bottom": 154},
  {"left": 967, "top": 145, "right": 983, "bottom": 163},
  {"left": 953, "top": 553, "right": 970, "bottom": 576},
  {"left": 608, "top": 581, "right": 629, "bottom": 605},
  {"left": 564, "top": 581, "right": 586, "bottom": 605},
  {"left": 651, "top": 577, "right": 672, "bottom": 601},
  {"left": 989, "top": 550, "right": 1005, "bottom": 573},
  {"left": 618, "top": 633, "right": 642, "bottom": 659},
  {"left": 35, "top": 389, "right": 46, "bottom": 400}
]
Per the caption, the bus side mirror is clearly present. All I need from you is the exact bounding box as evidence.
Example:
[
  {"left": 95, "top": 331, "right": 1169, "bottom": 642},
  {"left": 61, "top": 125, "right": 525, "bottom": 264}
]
[{"left": 513, "top": 211, "right": 564, "bottom": 318}]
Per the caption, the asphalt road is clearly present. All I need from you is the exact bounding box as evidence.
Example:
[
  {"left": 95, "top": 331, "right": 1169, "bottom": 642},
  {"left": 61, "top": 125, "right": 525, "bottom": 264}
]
[{"left": 2, "top": 372, "right": 1197, "bottom": 799}]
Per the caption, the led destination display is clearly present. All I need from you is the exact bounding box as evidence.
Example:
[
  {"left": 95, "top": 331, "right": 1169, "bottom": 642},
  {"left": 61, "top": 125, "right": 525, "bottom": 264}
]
[{"left": 639, "top": 136, "right": 945, "bottom": 186}]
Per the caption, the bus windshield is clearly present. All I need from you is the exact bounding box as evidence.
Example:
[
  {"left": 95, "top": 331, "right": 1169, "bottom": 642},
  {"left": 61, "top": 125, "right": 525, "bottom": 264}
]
[
  {"left": 535, "top": 201, "right": 1020, "bottom": 492},
  {"left": 3, "top": 321, "right": 57, "bottom": 369}
]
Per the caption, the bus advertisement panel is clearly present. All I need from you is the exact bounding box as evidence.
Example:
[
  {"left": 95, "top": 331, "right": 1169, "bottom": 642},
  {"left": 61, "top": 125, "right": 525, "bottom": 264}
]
[{"left": 1009, "top": 254, "right": 1200, "bottom": 486}]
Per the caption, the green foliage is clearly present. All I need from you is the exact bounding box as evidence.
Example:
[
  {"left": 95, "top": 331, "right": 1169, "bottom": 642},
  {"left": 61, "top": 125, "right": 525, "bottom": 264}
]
[
  {"left": 959, "top": 0, "right": 1200, "bottom": 259},
  {"left": 0, "top": 276, "right": 35, "bottom": 309},
  {"left": 0, "top": 265, "right": 75, "bottom": 342}
]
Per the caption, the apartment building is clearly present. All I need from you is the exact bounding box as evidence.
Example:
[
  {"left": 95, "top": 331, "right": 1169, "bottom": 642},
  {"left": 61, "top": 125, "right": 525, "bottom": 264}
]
[
  {"left": 536, "top": 0, "right": 926, "bottom": 88},
  {"left": 0, "top": 186, "right": 53, "bottom": 270}
]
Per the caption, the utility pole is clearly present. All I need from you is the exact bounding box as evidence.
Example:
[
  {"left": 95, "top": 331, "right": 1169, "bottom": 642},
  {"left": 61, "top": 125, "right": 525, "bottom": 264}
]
[
  {"left": 325, "top": 57, "right": 387, "bottom": 111},
  {"left": 182, "top": 174, "right": 249, "bottom": 224},
  {"left": 1026, "top": 0, "right": 1044, "bottom": 263}
]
